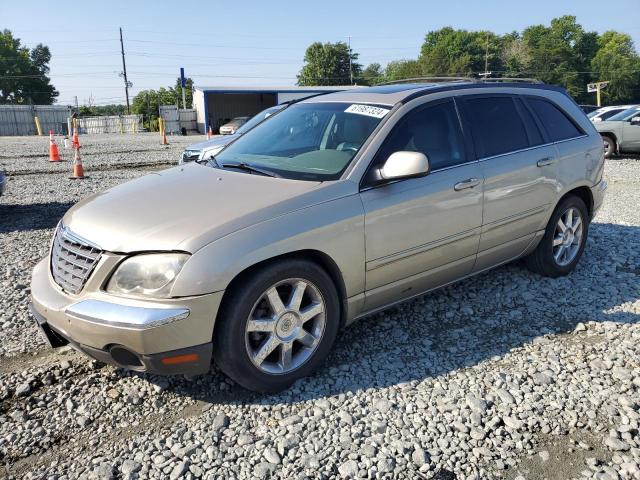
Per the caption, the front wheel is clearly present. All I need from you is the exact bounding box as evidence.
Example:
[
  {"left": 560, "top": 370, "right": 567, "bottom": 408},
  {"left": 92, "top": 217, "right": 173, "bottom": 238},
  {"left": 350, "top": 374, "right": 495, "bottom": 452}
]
[
  {"left": 525, "top": 195, "right": 589, "bottom": 278},
  {"left": 213, "top": 259, "right": 340, "bottom": 392}
]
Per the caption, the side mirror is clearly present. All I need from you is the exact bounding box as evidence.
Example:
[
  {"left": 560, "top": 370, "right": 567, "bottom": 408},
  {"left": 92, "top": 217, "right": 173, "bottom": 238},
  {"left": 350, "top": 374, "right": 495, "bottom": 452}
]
[
  {"left": 380, "top": 151, "right": 430, "bottom": 180},
  {"left": 630, "top": 116, "right": 640, "bottom": 125}
]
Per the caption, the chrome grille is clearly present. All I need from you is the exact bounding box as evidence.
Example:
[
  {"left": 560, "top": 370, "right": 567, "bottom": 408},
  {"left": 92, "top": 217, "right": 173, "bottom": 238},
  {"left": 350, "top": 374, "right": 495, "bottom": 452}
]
[{"left": 50, "top": 225, "right": 102, "bottom": 294}]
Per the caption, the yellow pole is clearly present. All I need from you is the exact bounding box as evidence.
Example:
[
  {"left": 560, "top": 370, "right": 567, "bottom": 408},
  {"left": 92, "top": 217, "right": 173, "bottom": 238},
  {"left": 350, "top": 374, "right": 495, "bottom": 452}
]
[
  {"left": 596, "top": 85, "right": 601, "bottom": 107},
  {"left": 34, "top": 116, "right": 43, "bottom": 136},
  {"left": 119, "top": 119, "right": 124, "bottom": 134}
]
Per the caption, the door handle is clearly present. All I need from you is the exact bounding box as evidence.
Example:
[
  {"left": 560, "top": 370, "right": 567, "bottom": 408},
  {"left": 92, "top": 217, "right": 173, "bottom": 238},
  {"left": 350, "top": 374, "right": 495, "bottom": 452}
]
[
  {"left": 537, "top": 157, "right": 555, "bottom": 167},
  {"left": 454, "top": 178, "right": 481, "bottom": 191}
]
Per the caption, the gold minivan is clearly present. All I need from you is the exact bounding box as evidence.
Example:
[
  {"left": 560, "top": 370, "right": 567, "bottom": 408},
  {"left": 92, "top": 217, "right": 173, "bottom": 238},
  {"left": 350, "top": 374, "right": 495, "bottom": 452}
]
[{"left": 31, "top": 81, "right": 607, "bottom": 392}]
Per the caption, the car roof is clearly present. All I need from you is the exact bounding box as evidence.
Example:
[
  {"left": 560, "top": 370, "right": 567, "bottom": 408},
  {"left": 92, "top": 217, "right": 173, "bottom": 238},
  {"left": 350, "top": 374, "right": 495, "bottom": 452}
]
[{"left": 301, "top": 81, "right": 567, "bottom": 106}]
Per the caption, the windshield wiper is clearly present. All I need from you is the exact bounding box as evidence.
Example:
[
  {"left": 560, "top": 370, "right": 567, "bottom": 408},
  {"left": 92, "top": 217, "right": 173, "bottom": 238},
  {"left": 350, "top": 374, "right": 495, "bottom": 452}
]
[{"left": 219, "top": 161, "right": 280, "bottom": 178}]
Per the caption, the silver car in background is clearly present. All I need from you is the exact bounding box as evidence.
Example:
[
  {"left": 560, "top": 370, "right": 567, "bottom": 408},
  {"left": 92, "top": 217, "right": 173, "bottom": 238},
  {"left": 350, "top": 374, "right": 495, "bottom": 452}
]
[
  {"left": 30, "top": 81, "right": 606, "bottom": 392},
  {"left": 180, "top": 105, "right": 285, "bottom": 164}
]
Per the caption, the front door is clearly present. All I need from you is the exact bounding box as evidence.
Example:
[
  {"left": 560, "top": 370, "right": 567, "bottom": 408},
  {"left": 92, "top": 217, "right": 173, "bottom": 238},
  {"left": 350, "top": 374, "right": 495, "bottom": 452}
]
[{"left": 359, "top": 99, "right": 483, "bottom": 311}]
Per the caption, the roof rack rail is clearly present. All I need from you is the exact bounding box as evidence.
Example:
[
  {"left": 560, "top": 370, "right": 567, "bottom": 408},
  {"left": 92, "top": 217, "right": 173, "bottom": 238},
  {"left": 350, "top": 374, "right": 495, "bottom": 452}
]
[
  {"left": 478, "top": 77, "right": 544, "bottom": 84},
  {"left": 377, "top": 76, "right": 544, "bottom": 86},
  {"left": 377, "top": 76, "right": 474, "bottom": 86}
]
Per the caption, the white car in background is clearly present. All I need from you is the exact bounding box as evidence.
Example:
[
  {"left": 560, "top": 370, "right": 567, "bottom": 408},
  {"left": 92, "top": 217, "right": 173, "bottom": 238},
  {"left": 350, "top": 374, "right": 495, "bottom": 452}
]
[
  {"left": 181, "top": 106, "right": 286, "bottom": 164},
  {"left": 219, "top": 116, "right": 250, "bottom": 135},
  {"left": 588, "top": 105, "right": 636, "bottom": 123}
]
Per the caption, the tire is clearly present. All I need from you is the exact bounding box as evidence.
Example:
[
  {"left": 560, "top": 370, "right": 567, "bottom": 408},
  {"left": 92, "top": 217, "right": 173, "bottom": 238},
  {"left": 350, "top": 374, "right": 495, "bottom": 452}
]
[
  {"left": 525, "top": 195, "right": 589, "bottom": 278},
  {"left": 212, "top": 259, "right": 341, "bottom": 393},
  {"left": 602, "top": 135, "right": 615, "bottom": 159}
]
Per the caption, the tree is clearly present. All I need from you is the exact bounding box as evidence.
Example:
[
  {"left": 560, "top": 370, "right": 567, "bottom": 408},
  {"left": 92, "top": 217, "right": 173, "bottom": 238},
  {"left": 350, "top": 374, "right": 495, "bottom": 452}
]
[
  {"left": 297, "top": 42, "right": 361, "bottom": 86},
  {"left": 419, "top": 27, "right": 503, "bottom": 76},
  {"left": 0, "top": 29, "right": 58, "bottom": 104},
  {"left": 360, "top": 63, "right": 384, "bottom": 85},
  {"left": 521, "top": 16, "right": 597, "bottom": 102},
  {"left": 384, "top": 59, "right": 424, "bottom": 82},
  {"left": 173, "top": 77, "right": 194, "bottom": 109},
  {"left": 591, "top": 31, "right": 640, "bottom": 105}
]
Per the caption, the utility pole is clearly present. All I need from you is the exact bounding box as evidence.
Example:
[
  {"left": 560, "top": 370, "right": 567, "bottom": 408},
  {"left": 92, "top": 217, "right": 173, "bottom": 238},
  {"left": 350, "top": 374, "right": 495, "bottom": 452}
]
[
  {"left": 484, "top": 32, "right": 489, "bottom": 77},
  {"left": 119, "top": 27, "right": 131, "bottom": 114},
  {"left": 348, "top": 36, "right": 353, "bottom": 85}
]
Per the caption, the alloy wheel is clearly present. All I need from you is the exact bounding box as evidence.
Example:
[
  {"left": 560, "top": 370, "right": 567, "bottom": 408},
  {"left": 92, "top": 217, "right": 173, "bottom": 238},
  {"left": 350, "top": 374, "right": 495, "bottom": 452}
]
[
  {"left": 245, "top": 278, "right": 326, "bottom": 375},
  {"left": 552, "top": 207, "right": 584, "bottom": 266}
]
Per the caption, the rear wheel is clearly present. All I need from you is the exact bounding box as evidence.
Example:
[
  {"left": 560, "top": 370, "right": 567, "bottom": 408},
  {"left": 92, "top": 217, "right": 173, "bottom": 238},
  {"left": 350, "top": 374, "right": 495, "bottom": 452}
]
[
  {"left": 525, "top": 195, "right": 589, "bottom": 278},
  {"left": 602, "top": 135, "right": 615, "bottom": 159},
  {"left": 213, "top": 259, "right": 340, "bottom": 392}
]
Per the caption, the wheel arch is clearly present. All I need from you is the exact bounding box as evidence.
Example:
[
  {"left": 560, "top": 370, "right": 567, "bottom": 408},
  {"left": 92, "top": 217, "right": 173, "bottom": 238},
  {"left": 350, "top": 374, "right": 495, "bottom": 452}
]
[
  {"left": 599, "top": 131, "right": 618, "bottom": 150},
  {"left": 559, "top": 185, "right": 594, "bottom": 219},
  {"left": 215, "top": 249, "right": 349, "bottom": 337}
]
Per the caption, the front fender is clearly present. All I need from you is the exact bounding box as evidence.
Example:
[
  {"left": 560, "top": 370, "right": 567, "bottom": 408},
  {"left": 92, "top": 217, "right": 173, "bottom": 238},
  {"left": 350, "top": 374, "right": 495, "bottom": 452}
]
[{"left": 170, "top": 194, "right": 366, "bottom": 298}]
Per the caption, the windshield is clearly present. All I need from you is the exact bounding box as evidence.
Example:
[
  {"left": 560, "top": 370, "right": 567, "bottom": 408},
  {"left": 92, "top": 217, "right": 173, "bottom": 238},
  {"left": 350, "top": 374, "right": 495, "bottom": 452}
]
[
  {"left": 608, "top": 107, "right": 640, "bottom": 122},
  {"left": 235, "top": 106, "right": 284, "bottom": 135},
  {"left": 214, "top": 102, "right": 389, "bottom": 181}
]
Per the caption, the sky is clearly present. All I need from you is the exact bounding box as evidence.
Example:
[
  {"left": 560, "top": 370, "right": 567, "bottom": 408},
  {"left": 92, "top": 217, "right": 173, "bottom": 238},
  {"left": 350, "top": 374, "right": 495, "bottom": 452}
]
[{"left": 2, "top": 0, "right": 640, "bottom": 107}]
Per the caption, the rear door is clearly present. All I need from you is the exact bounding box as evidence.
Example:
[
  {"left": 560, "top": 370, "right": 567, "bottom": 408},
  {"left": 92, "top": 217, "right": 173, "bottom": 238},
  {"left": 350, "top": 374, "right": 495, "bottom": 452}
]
[
  {"left": 458, "top": 94, "right": 558, "bottom": 272},
  {"left": 359, "top": 98, "right": 483, "bottom": 311},
  {"left": 620, "top": 115, "right": 640, "bottom": 150}
]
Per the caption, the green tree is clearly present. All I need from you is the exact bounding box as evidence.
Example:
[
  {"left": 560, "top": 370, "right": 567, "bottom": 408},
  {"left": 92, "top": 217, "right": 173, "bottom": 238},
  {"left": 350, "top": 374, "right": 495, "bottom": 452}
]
[
  {"left": 384, "top": 59, "right": 424, "bottom": 82},
  {"left": 419, "top": 27, "right": 503, "bottom": 76},
  {"left": 359, "top": 63, "right": 384, "bottom": 85},
  {"left": 522, "top": 16, "right": 597, "bottom": 101},
  {"left": 173, "top": 77, "right": 194, "bottom": 108},
  {"left": 297, "top": 42, "right": 361, "bottom": 86},
  {"left": 591, "top": 31, "right": 640, "bottom": 104},
  {"left": 0, "top": 29, "right": 58, "bottom": 104}
]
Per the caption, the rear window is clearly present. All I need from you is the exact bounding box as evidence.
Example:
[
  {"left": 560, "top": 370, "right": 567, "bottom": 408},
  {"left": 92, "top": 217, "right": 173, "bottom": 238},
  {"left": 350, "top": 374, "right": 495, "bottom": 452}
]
[
  {"left": 465, "top": 96, "right": 529, "bottom": 158},
  {"left": 526, "top": 98, "right": 582, "bottom": 142}
]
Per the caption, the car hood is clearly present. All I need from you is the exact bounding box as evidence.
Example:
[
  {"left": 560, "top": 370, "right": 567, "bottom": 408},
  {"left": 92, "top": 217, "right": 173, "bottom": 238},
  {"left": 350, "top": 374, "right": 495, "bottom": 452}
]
[
  {"left": 184, "top": 135, "right": 238, "bottom": 151},
  {"left": 62, "top": 163, "right": 346, "bottom": 253}
]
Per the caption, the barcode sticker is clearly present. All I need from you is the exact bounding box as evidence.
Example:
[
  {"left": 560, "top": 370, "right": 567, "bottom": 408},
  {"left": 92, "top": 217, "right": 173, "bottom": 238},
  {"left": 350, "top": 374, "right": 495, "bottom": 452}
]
[{"left": 345, "top": 104, "right": 390, "bottom": 118}]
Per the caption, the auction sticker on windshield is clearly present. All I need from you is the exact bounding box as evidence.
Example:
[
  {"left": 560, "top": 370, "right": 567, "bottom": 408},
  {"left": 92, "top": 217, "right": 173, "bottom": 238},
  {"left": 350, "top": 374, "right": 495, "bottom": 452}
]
[{"left": 345, "top": 104, "right": 390, "bottom": 118}]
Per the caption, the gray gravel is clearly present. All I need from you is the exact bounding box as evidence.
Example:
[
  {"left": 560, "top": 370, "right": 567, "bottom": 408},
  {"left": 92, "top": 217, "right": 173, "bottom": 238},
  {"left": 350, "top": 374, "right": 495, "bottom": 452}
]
[{"left": 0, "top": 140, "right": 638, "bottom": 479}]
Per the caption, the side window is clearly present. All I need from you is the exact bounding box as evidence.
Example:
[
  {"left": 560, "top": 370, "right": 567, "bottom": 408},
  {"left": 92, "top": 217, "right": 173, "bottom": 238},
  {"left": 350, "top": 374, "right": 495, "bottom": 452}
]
[
  {"left": 514, "top": 97, "right": 544, "bottom": 146},
  {"left": 374, "top": 100, "right": 466, "bottom": 172},
  {"left": 464, "top": 96, "right": 529, "bottom": 158},
  {"left": 599, "top": 110, "right": 620, "bottom": 121},
  {"left": 526, "top": 97, "right": 583, "bottom": 142}
]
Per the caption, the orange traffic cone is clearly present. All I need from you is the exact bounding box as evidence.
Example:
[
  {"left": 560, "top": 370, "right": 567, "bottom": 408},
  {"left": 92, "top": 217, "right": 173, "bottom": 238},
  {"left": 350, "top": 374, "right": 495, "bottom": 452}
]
[
  {"left": 70, "top": 146, "right": 86, "bottom": 179},
  {"left": 49, "top": 130, "right": 61, "bottom": 162},
  {"left": 72, "top": 127, "right": 80, "bottom": 150},
  {"left": 207, "top": 125, "right": 213, "bottom": 139}
]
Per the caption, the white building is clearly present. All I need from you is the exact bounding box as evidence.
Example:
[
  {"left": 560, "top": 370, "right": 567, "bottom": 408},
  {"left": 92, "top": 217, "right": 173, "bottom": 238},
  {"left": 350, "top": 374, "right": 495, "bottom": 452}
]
[{"left": 192, "top": 86, "right": 352, "bottom": 133}]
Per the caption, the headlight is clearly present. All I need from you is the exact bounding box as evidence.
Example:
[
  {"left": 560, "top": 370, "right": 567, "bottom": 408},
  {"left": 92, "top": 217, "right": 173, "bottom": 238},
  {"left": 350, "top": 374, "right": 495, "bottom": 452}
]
[{"left": 106, "top": 253, "right": 189, "bottom": 298}]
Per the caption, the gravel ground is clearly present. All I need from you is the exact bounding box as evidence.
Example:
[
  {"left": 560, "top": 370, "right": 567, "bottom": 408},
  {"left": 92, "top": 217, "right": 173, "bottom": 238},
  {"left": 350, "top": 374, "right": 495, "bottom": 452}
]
[
  {"left": 0, "top": 138, "right": 638, "bottom": 480},
  {"left": 0, "top": 133, "right": 195, "bottom": 174}
]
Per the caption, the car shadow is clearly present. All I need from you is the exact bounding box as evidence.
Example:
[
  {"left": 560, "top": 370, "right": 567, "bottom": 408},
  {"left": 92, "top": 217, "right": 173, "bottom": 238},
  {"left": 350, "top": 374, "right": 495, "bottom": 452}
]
[
  {"left": 120, "top": 221, "right": 640, "bottom": 405},
  {"left": 0, "top": 202, "right": 73, "bottom": 234}
]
